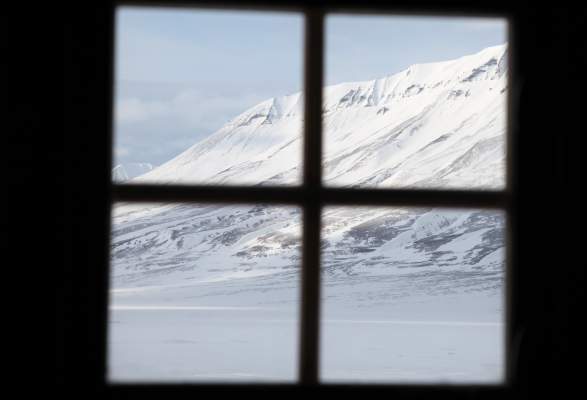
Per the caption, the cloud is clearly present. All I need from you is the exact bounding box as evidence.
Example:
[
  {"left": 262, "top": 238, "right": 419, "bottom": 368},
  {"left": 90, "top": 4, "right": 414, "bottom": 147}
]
[
  {"left": 115, "top": 89, "right": 268, "bottom": 129},
  {"left": 113, "top": 88, "right": 272, "bottom": 165},
  {"left": 115, "top": 146, "right": 130, "bottom": 157},
  {"left": 116, "top": 97, "right": 170, "bottom": 123}
]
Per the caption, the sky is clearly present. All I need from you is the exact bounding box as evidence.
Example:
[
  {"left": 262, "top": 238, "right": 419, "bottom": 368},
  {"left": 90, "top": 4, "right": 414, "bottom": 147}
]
[{"left": 114, "top": 6, "right": 507, "bottom": 168}]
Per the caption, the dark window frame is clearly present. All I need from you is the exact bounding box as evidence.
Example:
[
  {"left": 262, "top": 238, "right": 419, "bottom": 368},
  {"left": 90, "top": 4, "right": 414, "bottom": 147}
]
[{"left": 106, "top": 0, "right": 518, "bottom": 394}]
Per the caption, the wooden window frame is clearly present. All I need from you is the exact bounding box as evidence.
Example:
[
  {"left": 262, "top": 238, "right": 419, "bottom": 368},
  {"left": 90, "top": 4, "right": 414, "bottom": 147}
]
[{"left": 106, "top": 0, "right": 518, "bottom": 395}]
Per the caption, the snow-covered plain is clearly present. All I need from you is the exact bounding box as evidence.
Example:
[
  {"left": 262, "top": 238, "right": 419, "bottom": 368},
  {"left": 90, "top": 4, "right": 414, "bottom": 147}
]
[{"left": 108, "top": 44, "right": 508, "bottom": 383}]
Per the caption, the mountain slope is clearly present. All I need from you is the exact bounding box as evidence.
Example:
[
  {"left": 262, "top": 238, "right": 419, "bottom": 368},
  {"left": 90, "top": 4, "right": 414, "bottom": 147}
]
[
  {"left": 111, "top": 44, "right": 508, "bottom": 313},
  {"left": 134, "top": 44, "right": 507, "bottom": 189}
]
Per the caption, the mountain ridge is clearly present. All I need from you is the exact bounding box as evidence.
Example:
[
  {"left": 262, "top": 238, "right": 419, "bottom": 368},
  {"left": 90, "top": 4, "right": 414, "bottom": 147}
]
[{"left": 133, "top": 43, "right": 507, "bottom": 189}]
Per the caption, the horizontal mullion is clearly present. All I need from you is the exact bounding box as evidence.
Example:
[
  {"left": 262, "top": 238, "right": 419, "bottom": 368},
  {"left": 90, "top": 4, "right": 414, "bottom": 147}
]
[
  {"left": 112, "top": 184, "right": 508, "bottom": 208},
  {"left": 116, "top": 0, "right": 510, "bottom": 15},
  {"left": 322, "top": 187, "right": 509, "bottom": 208},
  {"left": 105, "top": 383, "right": 507, "bottom": 395},
  {"left": 112, "top": 184, "right": 306, "bottom": 205},
  {"left": 116, "top": 0, "right": 306, "bottom": 13}
]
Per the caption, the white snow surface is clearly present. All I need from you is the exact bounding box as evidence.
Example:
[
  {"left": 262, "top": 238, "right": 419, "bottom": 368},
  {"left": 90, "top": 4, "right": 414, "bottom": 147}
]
[
  {"left": 109, "top": 45, "right": 509, "bottom": 383},
  {"left": 134, "top": 44, "right": 507, "bottom": 189}
]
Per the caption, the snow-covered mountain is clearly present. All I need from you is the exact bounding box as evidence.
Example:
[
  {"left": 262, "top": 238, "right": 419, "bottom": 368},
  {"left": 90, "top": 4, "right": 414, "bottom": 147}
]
[
  {"left": 112, "top": 162, "right": 153, "bottom": 182},
  {"left": 135, "top": 44, "right": 507, "bottom": 189},
  {"left": 109, "top": 45, "right": 508, "bottom": 382},
  {"left": 112, "top": 44, "right": 507, "bottom": 299}
]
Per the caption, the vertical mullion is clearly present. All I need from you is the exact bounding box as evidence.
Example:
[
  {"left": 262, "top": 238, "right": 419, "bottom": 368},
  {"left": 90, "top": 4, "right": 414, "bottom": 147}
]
[
  {"left": 299, "top": 8, "right": 324, "bottom": 385},
  {"left": 504, "top": 17, "right": 517, "bottom": 385},
  {"left": 302, "top": 10, "right": 324, "bottom": 189}
]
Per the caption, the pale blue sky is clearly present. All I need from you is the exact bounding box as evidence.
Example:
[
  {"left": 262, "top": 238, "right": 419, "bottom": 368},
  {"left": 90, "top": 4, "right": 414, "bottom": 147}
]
[{"left": 114, "top": 6, "right": 507, "bottom": 167}]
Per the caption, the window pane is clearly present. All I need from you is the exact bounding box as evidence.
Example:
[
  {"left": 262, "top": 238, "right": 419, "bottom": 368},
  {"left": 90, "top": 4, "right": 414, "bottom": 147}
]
[
  {"left": 320, "top": 207, "right": 505, "bottom": 383},
  {"left": 108, "top": 202, "right": 301, "bottom": 382},
  {"left": 324, "top": 15, "right": 508, "bottom": 190},
  {"left": 112, "top": 7, "right": 303, "bottom": 186}
]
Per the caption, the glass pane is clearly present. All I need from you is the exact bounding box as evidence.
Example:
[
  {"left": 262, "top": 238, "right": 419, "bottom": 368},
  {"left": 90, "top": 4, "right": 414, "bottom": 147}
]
[
  {"left": 324, "top": 15, "right": 508, "bottom": 190},
  {"left": 321, "top": 207, "right": 505, "bottom": 383},
  {"left": 108, "top": 202, "right": 301, "bottom": 382},
  {"left": 112, "top": 7, "right": 303, "bottom": 186}
]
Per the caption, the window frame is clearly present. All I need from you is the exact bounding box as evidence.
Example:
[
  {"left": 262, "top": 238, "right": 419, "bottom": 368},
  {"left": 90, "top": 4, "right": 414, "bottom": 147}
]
[{"left": 106, "top": 0, "right": 518, "bottom": 393}]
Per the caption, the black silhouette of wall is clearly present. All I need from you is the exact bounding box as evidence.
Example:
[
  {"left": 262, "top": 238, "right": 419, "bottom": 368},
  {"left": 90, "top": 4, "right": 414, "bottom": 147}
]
[{"left": 41, "top": 0, "right": 587, "bottom": 397}]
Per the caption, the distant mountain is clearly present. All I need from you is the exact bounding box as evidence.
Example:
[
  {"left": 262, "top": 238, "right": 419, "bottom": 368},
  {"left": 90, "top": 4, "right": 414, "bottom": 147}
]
[
  {"left": 111, "top": 45, "right": 508, "bottom": 316},
  {"left": 112, "top": 162, "right": 154, "bottom": 182}
]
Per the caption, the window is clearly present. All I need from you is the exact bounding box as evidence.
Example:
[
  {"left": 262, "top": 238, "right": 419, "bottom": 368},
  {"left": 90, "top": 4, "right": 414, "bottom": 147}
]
[{"left": 107, "top": 0, "right": 515, "bottom": 390}]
